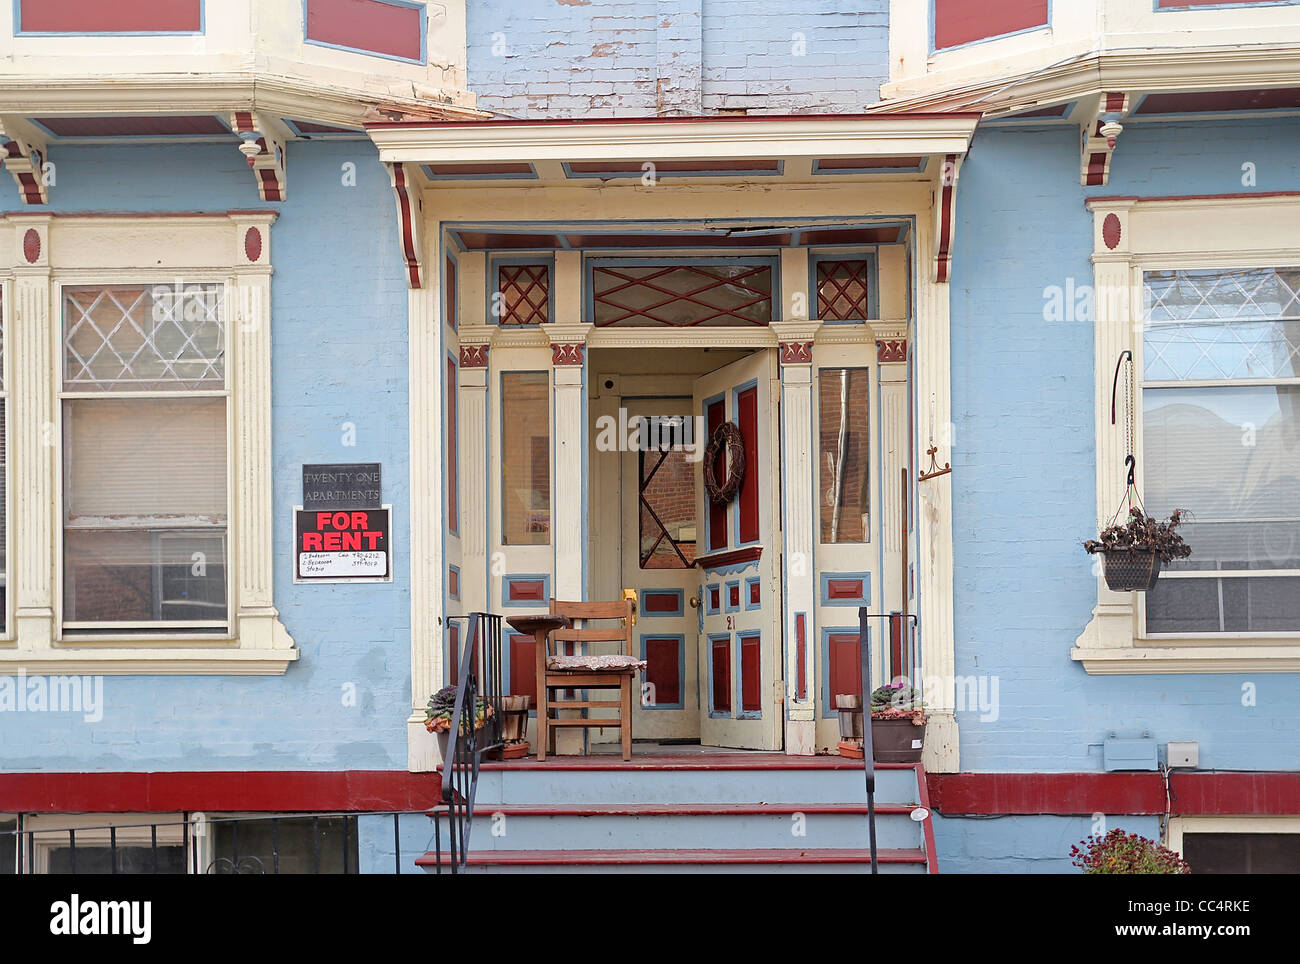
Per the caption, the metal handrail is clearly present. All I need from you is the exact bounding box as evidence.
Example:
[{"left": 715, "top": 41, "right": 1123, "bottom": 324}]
[
  {"left": 858, "top": 607, "right": 920, "bottom": 876},
  {"left": 436, "top": 612, "right": 505, "bottom": 874}
]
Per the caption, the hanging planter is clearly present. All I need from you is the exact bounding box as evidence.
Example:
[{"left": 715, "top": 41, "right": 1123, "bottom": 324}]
[{"left": 1085, "top": 507, "right": 1192, "bottom": 592}]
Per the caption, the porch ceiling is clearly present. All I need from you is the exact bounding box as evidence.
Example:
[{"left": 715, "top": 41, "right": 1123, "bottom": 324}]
[{"left": 366, "top": 112, "right": 979, "bottom": 187}]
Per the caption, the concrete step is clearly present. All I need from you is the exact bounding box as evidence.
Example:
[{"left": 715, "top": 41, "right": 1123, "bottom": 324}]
[
  {"left": 472, "top": 762, "right": 920, "bottom": 806},
  {"left": 463, "top": 802, "right": 925, "bottom": 850},
  {"left": 417, "top": 847, "right": 930, "bottom": 874}
]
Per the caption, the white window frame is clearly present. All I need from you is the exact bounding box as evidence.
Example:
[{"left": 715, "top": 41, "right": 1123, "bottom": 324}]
[
  {"left": 1074, "top": 195, "right": 1300, "bottom": 674},
  {"left": 0, "top": 214, "right": 296, "bottom": 674},
  {"left": 1167, "top": 815, "right": 1300, "bottom": 863},
  {"left": 17, "top": 812, "right": 200, "bottom": 875}
]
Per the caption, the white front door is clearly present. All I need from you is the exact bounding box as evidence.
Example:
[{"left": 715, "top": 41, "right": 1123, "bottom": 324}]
[
  {"left": 693, "top": 350, "right": 783, "bottom": 750},
  {"left": 620, "top": 398, "right": 700, "bottom": 740}
]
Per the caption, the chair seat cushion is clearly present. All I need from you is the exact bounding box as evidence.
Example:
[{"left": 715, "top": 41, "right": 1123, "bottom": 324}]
[{"left": 547, "top": 654, "right": 646, "bottom": 672}]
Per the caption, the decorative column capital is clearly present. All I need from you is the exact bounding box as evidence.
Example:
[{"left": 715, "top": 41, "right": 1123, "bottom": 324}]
[
  {"left": 459, "top": 344, "right": 490, "bottom": 368},
  {"left": 542, "top": 322, "right": 590, "bottom": 366},
  {"left": 770, "top": 320, "right": 821, "bottom": 365},
  {"left": 876, "top": 338, "right": 907, "bottom": 363}
]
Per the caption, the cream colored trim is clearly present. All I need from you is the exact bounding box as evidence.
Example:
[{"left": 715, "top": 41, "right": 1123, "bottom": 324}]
[
  {"left": 371, "top": 115, "right": 978, "bottom": 165},
  {"left": 0, "top": 213, "right": 296, "bottom": 674},
  {"left": 1167, "top": 815, "right": 1300, "bottom": 856},
  {"left": 878, "top": 43, "right": 1300, "bottom": 116},
  {"left": 1073, "top": 194, "right": 1300, "bottom": 674}
]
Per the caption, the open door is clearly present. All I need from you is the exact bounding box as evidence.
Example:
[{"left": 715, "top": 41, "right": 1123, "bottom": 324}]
[{"left": 693, "top": 350, "right": 782, "bottom": 750}]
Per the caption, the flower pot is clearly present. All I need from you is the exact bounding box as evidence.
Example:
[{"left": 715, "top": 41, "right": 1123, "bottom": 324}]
[
  {"left": 435, "top": 725, "right": 490, "bottom": 763},
  {"left": 1103, "top": 549, "right": 1161, "bottom": 592},
  {"left": 871, "top": 717, "right": 924, "bottom": 764}
]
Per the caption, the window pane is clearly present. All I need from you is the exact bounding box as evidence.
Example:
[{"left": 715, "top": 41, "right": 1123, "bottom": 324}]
[
  {"left": 496, "top": 264, "right": 549, "bottom": 326},
  {"left": 64, "top": 530, "right": 227, "bottom": 625},
  {"left": 1144, "top": 386, "right": 1300, "bottom": 570},
  {"left": 817, "top": 260, "right": 873, "bottom": 320},
  {"left": 1144, "top": 267, "right": 1300, "bottom": 381},
  {"left": 65, "top": 397, "right": 226, "bottom": 521},
  {"left": 501, "top": 372, "right": 549, "bottom": 545},
  {"left": 593, "top": 264, "right": 773, "bottom": 327},
  {"left": 211, "top": 817, "right": 357, "bottom": 874},
  {"left": 639, "top": 419, "right": 697, "bottom": 569},
  {"left": 48, "top": 845, "right": 186, "bottom": 875},
  {"left": 1146, "top": 576, "right": 1300, "bottom": 633},
  {"left": 0, "top": 818, "right": 14, "bottom": 875},
  {"left": 64, "top": 283, "right": 225, "bottom": 391},
  {"left": 818, "top": 368, "right": 870, "bottom": 544}
]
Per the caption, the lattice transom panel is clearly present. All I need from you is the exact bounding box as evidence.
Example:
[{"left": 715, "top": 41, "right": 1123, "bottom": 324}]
[
  {"left": 496, "top": 263, "right": 550, "bottom": 326},
  {"left": 593, "top": 263, "right": 773, "bottom": 327},
  {"left": 1144, "top": 267, "right": 1300, "bottom": 381},
  {"left": 64, "top": 284, "right": 226, "bottom": 391},
  {"left": 816, "top": 260, "right": 872, "bottom": 321}
]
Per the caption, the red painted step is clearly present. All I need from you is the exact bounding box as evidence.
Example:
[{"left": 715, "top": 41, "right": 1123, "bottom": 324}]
[
  {"left": 479, "top": 754, "right": 920, "bottom": 771},
  {"left": 416, "top": 847, "right": 928, "bottom": 868},
  {"left": 438, "top": 802, "right": 919, "bottom": 817}
]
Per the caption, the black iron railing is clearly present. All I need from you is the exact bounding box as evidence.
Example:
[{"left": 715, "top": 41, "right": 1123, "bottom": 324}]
[
  {"left": 1, "top": 811, "right": 426, "bottom": 874},
  {"left": 857, "top": 606, "right": 920, "bottom": 875},
  {"left": 434, "top": 612, "right": 504, "bottom": 874}
]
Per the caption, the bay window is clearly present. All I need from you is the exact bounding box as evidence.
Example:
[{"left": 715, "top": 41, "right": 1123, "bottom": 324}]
[
  {"left": 62, "top": 284, "right": 229, "bottom": 633},
  {"left": 1142, "top": 267, "right": 1300, "bottom": 634}
]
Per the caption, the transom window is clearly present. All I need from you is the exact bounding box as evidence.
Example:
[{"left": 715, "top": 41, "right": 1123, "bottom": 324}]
[
  {"left": 591, "top": 261, "right": 774, "bottom": 327},
  {"left": 816, "top": 259, "right": 874, "bottom": 321},
  {"left": 495, "top": 262, "right": 550, "bottom": 326},
  {"left": 1142, "top": 266, "right": 1300, "bottom": 634},
  {"left": 61, "top": 283, "right": 230, "bottom": 634}
]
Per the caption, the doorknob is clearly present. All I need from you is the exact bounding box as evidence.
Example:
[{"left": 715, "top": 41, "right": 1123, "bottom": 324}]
[{"left": 689, "top": 596, "right": 700, "bottom": 609}]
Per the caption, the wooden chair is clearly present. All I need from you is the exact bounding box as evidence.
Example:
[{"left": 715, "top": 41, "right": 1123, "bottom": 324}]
[{"left": 536, "top": 597, "right": 642, "bottom": 762}]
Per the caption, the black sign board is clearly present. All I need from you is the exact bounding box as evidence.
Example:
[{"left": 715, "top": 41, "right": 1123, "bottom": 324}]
[
  {"left": 302, "top": 463, "right": 382, "bottom": 510},
  {"left": 295, "top": 507, "right": 391, "bottom": 581}
]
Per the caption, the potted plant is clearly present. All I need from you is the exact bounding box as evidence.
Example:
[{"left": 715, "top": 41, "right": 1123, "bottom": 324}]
[
  {"left": 1070, "top": 828, "right": 1190, "bottom": 874},
  {"left": 1084, "top": 507, "right": 1191, "bottom": 592},
  {"left": 424, "top": 685, "right": 494, "bottom": 760},
  {"left": 870, "top": 683, "right": 926, "bottom": 764}
]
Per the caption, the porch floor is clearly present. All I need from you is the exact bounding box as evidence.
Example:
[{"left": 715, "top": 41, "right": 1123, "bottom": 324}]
[{"left": 482, "top": 740, "right": 878, "bottom": 770}]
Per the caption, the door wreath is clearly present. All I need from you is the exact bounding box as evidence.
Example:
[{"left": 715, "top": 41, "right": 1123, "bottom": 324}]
[{"left": 703, "top": 421, "right": 746, "bottom": 504}]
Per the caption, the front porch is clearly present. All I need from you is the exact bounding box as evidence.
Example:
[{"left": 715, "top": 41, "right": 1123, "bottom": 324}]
[{"left": 373, "top": 112, "right": 970, "bottom": 772}]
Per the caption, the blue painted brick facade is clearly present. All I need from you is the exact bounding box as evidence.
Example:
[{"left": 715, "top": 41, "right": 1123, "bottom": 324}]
[{"left": 0, "top": 140, "right": 412, "bottom": 772}]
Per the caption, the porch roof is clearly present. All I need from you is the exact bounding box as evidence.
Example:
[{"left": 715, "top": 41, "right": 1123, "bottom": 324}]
[{"left": 365, "top": 112, "right": 979, "bottom": 187}]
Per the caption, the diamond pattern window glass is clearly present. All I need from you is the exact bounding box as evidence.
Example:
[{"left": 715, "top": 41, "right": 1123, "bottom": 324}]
[
  {"left": 63, "top": 283, "right": 225, "bottom": 391},
  {"left": 1143, "top": 267, "right": 1300, "bottom": 381},
  {"left": 816, "top": 260, "right": 873, "bottom": 321},
  {"left": 1142, "top": 267, "right": 1300, "bottom": 635},
  {"left": 496, "top": 264, "right": 549, "bottom": 326},
  {"left": 592, "top": 262, "right": 773, "bottom": 327}
]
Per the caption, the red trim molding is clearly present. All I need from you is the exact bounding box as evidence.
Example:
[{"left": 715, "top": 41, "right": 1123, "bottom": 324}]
[
  {"left": 928, "top": 771, "right": 1300, "bottom": 816},
  {"left": 695, "top": 545, "right": 763, "bottom": 571},
  {"left": 1, "top": 770, "right": 442, "bottom": 813},
  {"left": 386, "top": 161, "right": 423, "bottom": 288}
]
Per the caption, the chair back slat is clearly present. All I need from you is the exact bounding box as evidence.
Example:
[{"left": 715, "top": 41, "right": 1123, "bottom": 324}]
[{"left": 550, "top": 597, "right": 634, "bottom": 657}]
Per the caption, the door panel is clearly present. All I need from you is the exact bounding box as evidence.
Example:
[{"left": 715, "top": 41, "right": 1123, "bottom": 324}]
[
  {"left": 694, "top": 351, "right": 782, "bottom": 750},
  {"left": 620, "top": 399, "right": 699, "bottom": 740}
]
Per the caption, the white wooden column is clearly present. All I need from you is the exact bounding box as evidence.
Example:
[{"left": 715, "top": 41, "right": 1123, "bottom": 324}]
[
  {"left": 406, "top": 255, "right": 444, "bottom": 771},
  {"left": 914, "top": 206, "right": 959, "bottom": 773},
  {"left": 772, "top": 321, "right": 821, "bottom": 755},
  {"left": 1074, "top": 202, "right": 1138, "bottom": 654},
  {"left": 9, "top": 216, "right": 54, "bottom": 651},
  {"left": 229, "top": 213, "right": 293, "bottom": 654},
  {"left": 876, "top": 327, "right": 909, "bottom": 689}
]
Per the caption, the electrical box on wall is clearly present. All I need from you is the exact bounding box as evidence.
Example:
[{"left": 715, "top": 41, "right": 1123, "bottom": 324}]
[
  {"left": 1103, "top": 735, "right": 1159, "bottom": 771},
  {"left": 1167, "top": 741, "right": 1199, "bottom": 768}
]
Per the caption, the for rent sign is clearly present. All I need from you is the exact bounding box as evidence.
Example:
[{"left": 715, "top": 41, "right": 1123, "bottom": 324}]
[{"left": 294, "top": 507, "right": 392, "bottom": 581}]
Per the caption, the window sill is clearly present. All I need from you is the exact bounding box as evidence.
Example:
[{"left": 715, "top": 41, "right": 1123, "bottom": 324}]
[
  {"left": 0, "top": 646, "right": 299, "bottom": 675},
  {"left": 1071, "top": 643, "right": 1300, "bottom": 675}
]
